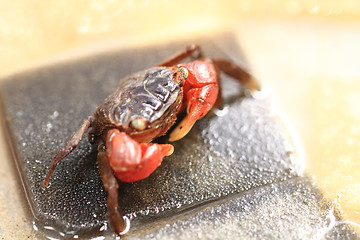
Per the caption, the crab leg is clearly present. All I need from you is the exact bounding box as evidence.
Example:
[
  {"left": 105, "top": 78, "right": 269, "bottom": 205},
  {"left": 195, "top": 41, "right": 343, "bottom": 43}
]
[
  {"left": 97, "top": 147, "right": 129, "bottom": 235},
  {"left": 212, "top": 58, "right": 261, "bottom": 91},
  {"left": 43, "top": 116, "right": 93, "bottom": 187},
  {"left": 157, "top": 44, "right": 202, "bottom": 67}
]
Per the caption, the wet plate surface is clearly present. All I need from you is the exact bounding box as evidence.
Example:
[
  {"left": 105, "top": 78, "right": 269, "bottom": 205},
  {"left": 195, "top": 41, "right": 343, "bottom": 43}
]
[{"left": 0, "top": 35, "right": 357, "bottom": 239}]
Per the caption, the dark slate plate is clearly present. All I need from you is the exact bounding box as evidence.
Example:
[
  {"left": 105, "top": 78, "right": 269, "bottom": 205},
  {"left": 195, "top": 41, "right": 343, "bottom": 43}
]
[{"left": 0, "top": 34, "right": 357, "bottom": 239}]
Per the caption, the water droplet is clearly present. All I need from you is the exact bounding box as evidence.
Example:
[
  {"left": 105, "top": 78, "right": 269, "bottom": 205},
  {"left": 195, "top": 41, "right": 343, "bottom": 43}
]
[
  {"left": 99, "top": 222, "right": 108, "bottom": 231},
  {"left": 89, "top": 236, "right": 105, "bottom": 240},
  {"left": 46, "top": 122, "right": 53, "bottom": 132},
  {"left": 51, "top": 111, "right": 59, "bottom": 120},
  {"left": 214, "top": 105, "right": 229, "bottom": 117},
  {"left": 44, "top": 225, "right": 56, "bottom": 231},
  {"left": 32, "top": 221, "right": 39, "bottom": 231},
  {"left": 119, "top": 216, "right": 131, "bottom": 236}
]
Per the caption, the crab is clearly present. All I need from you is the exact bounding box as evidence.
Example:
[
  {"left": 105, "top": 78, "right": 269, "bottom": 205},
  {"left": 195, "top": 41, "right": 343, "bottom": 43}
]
[{"left": 43, "top": 44, "right": 260, "bottom": 236}]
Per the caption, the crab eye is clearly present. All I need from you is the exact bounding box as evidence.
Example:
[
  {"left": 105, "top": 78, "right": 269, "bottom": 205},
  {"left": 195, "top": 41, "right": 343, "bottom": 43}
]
[
  {"left": 179, "top": 67, "right": 188, "bottom": 79},
  {"left": 131, "top": 117, "right": 147, "bottom": 130}
]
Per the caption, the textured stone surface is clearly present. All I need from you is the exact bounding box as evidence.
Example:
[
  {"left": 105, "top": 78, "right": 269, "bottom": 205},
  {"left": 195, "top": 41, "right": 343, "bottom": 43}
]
[
  {"left": 125, "top": 177, "right": 348, "bottom": 240},
  {"left": 0, "top": 35, "right": 357, "bottom": 239}
]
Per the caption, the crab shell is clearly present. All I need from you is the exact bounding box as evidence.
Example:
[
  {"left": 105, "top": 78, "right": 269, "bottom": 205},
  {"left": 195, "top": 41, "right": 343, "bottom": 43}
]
[{"left": 89, "top": 66, "right": 185, "bottom": 144}]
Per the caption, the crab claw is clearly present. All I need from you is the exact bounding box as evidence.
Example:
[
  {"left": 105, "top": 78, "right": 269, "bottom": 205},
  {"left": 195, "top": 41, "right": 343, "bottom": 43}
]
[
  {"left": 169, "top": 84, "right": 218, "bottom": 142},
  {"left": 168, "top": 114, "right": 196, "bottom": 142},
  {"left": 106, "top": 129, "right": 173, "bottom": 182}
]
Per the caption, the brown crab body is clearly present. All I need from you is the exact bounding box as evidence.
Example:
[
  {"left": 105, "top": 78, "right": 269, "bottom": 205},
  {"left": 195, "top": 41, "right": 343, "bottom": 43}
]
[{"left": 89, "top": 67, "right": 184, "bottom": 143}]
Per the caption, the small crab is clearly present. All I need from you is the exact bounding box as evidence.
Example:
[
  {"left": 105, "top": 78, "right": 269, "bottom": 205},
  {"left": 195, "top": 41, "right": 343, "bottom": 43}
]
[{"left": 43, "top": 44, "right": 259, "bottom": 236}]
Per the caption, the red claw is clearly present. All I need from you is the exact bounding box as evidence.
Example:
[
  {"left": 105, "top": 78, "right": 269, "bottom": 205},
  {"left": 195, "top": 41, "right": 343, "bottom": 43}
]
[
  {"left": 106, "top": 129, "right": 173, "bottom": 182},
  {"left": 169, "top": 60, "right": 219, "bottom": 142}
]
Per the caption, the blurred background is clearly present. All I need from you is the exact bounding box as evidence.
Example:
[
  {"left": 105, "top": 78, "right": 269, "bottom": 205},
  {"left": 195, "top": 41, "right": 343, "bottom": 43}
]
[{"left": 0, "top": 0, "right": 360, "bottom": 238}]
